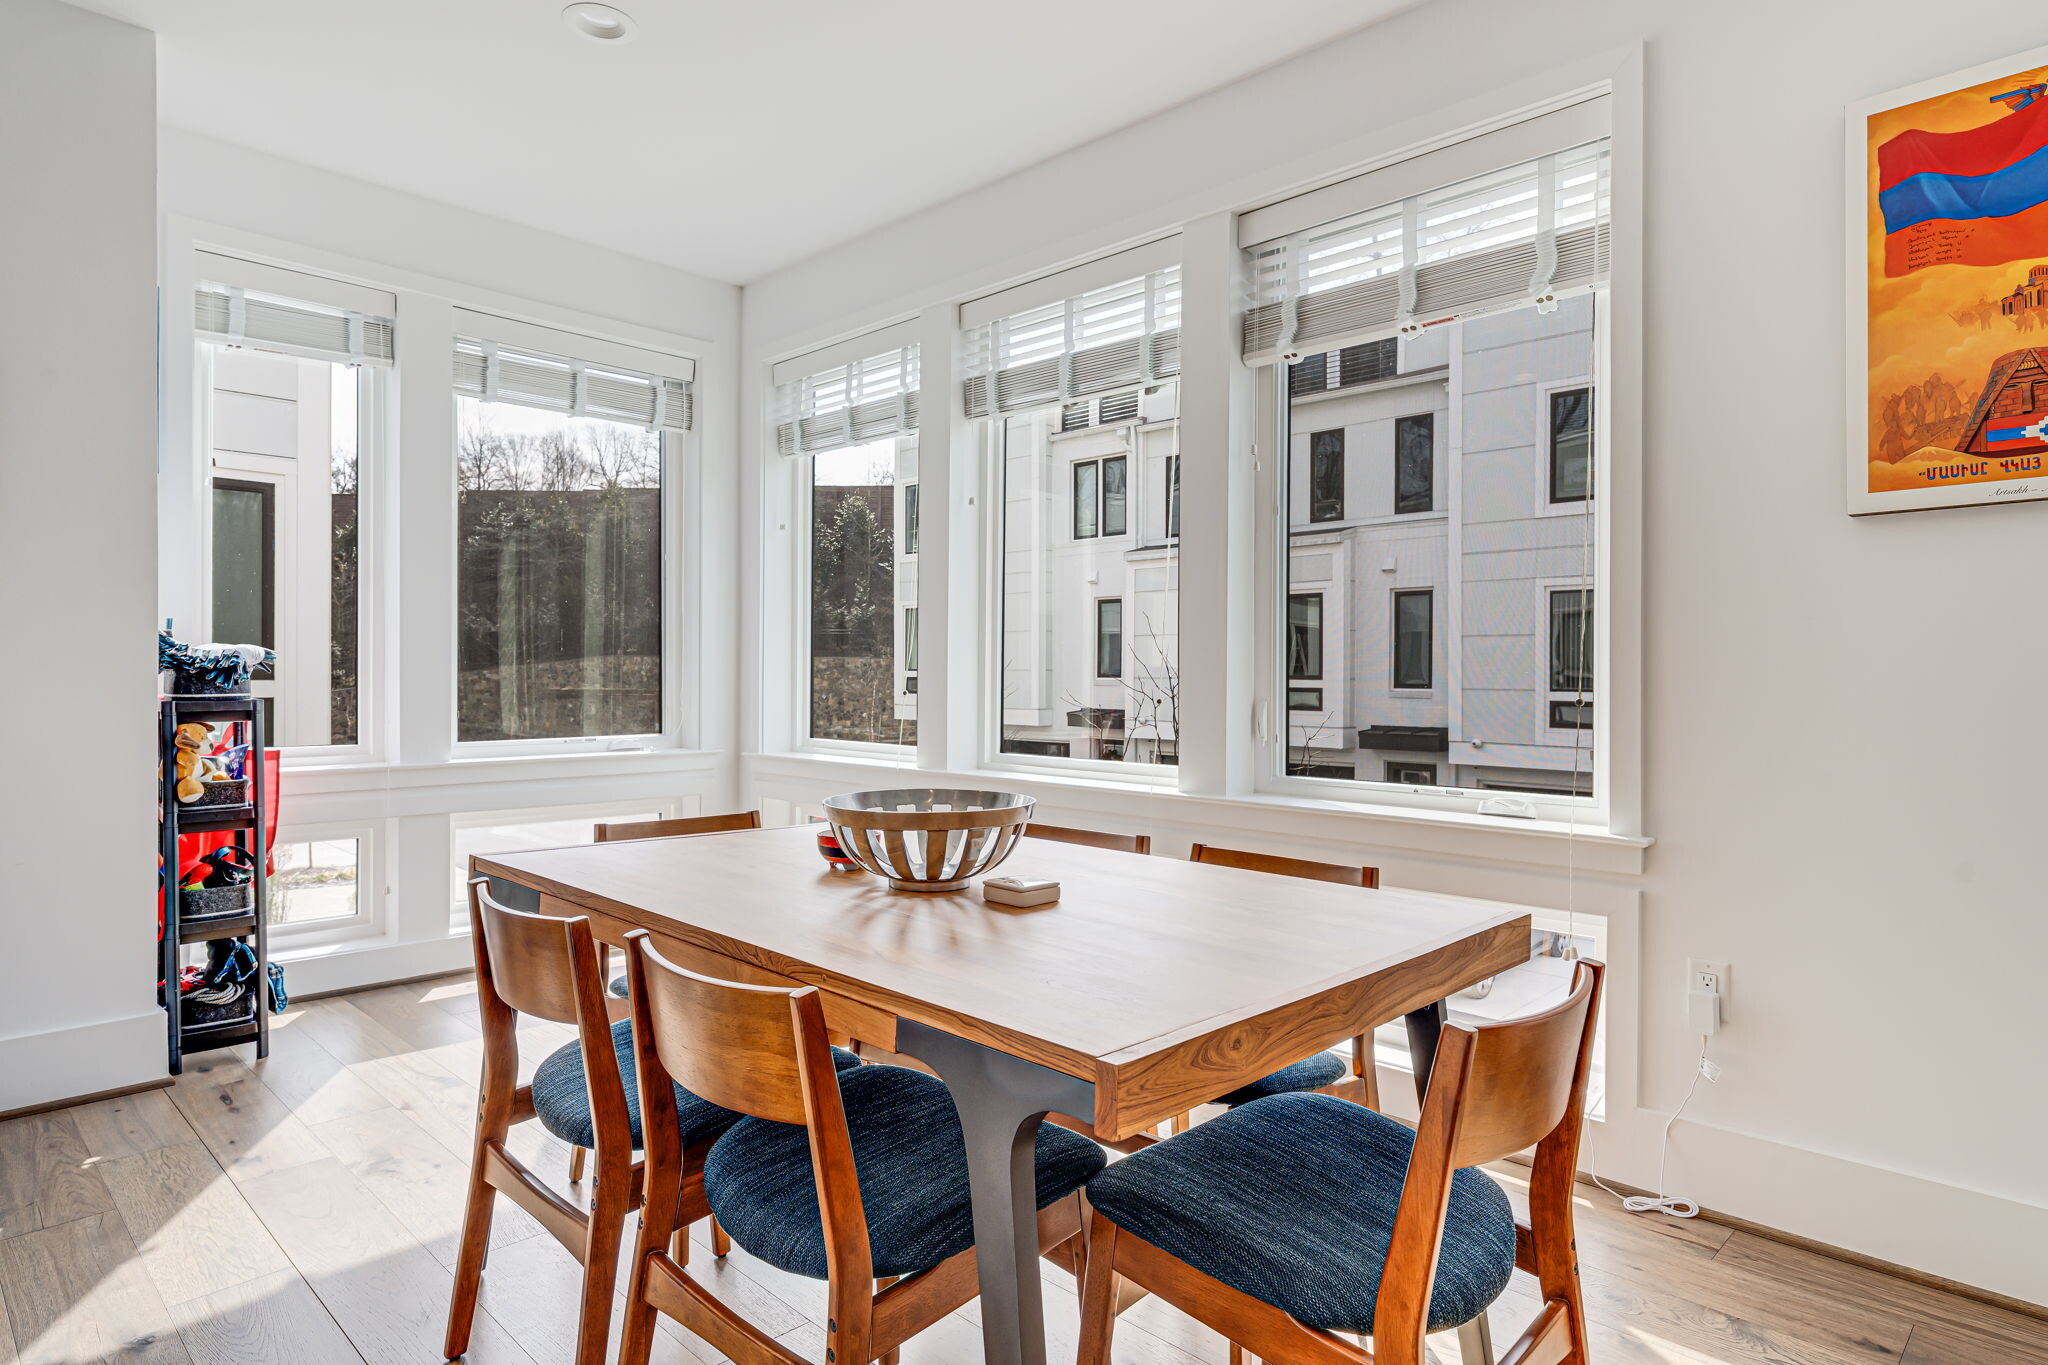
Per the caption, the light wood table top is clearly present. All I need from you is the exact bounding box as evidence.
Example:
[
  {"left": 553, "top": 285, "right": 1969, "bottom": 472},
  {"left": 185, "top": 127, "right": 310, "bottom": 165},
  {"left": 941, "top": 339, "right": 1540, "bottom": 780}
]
[{"left": 475, "top": 824, "right": 1530, "bottom": 1142}]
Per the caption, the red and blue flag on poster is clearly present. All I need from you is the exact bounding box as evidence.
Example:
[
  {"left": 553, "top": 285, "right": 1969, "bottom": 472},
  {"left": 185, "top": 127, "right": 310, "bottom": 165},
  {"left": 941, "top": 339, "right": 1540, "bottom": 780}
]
[{"left": 1880, "top": 83, "right": 2048, "bottom": 275}]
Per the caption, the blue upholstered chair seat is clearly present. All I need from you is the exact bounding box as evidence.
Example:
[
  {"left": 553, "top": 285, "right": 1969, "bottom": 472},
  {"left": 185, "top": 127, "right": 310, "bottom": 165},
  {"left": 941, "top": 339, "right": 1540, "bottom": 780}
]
[
  {"left": 703, "top": 1064, "right": 1106, "bottom": 1280},
  {"left": 529, "top": 1018, "right": 860, "bottom": 1151},
  {"left": 1213, "top": 1049, "right": 1349, "bottom": 1107},
  {"left": 1085, "top": 1093, "right": 1515, "bottom": 1335},
  {"left": 608, "top": 974, "right": 629, "bottom": 998}
]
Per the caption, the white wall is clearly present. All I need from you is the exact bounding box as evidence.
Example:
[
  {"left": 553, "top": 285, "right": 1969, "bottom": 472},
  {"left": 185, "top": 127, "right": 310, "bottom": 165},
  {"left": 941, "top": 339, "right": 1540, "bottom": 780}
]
[
  {"left": 740, "top": 0, "right": 2048, "bottom": 1301},
  {"left": 0, "top": 0, "right": 160, "bottom": 1109},
  {"left": 152, "top": 133, "right": 747, "bottom": 998}
]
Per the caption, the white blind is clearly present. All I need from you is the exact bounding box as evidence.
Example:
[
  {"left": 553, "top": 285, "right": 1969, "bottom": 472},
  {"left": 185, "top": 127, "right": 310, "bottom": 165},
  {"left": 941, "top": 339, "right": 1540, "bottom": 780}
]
[
  {"left": 453, "top": 336, "right": 693, "bottom": 433},
  {"left": 1242, "top": 136, "right": 1610, "bottom": 364},
  {"left": 963, "top": 266, "right": 1181, "bottom": 418},
  {"left": 194, "top": 284, "right": 395, "bottom": 366},
  {"left": 772, "top": 339, "right": 920, "bottom": 457}
]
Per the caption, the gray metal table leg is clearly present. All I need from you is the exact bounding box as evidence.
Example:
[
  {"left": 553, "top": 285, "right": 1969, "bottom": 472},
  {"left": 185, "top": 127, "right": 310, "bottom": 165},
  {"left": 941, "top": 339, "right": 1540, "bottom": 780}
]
[
  {"left": 1404, "top": 999, "right": 1450, "bottom": 1103},
  {"left": 894, "top": 1020, "right": 1097, "bottom": 1365}
]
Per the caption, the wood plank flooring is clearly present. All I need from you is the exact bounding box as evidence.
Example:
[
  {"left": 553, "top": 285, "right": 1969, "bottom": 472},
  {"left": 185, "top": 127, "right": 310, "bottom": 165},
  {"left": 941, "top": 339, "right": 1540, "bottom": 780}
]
[{"left": 0, "top": 973, "right": 2040, "bottom": 1365}]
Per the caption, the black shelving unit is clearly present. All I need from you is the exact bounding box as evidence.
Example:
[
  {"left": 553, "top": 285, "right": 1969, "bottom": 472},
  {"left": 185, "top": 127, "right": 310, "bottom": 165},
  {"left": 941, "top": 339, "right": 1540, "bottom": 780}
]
[{"left": 159, "top": 695, "right": 270, "bottom": 1073}]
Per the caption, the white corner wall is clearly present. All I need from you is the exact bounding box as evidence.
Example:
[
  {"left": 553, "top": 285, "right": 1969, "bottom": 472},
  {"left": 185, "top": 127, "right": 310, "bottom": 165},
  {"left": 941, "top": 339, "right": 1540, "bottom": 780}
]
[
  {"left": 740, "top": 0, "right": 2048, "bottom": 1302},
  {"left": 0, "top": 0, "right": 162, "bottom": 1110}
]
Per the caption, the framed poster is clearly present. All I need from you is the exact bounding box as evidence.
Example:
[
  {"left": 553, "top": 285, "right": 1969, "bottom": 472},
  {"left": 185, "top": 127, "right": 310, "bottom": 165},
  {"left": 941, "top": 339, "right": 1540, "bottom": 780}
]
[{"left": 1848, "top": 46, "right": 2048, "bottom": 514}]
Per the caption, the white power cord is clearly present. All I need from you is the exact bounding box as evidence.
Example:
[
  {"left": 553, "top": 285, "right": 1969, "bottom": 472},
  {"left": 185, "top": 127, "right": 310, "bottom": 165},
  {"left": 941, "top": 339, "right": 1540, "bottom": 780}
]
[{"left": 1586, "top": 1034, "right": 1712, "bottom": 1219}]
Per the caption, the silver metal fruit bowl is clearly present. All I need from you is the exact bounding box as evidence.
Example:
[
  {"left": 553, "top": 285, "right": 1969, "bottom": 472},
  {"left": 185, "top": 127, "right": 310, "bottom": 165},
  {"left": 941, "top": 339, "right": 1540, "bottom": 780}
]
[{"left": 819, "top": 788, "right": 1036, "bottom": 892}]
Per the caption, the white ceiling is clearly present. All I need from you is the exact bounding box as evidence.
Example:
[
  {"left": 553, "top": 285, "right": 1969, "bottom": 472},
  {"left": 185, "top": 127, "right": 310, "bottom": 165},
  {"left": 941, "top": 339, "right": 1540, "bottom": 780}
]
[{"left": 67, "top": 0, "right": 1414, "bottom": 283}]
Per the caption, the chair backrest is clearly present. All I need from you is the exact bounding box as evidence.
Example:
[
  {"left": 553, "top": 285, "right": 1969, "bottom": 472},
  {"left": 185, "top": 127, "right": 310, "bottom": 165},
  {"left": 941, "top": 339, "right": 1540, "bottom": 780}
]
[
  {"left": 594, "top": 810, "right": 762, "bottom": 843},
  {"left": 467, "top": 876, "right": 607, "bottom": 1028},
  {"left": 1374, "top": 959, "right": 1604, "bottom": 1354},
  {"left": 1187, "top": 842, "right": 1378, "bottom": 889},
  {"left": 1025, "top": 823, "right": 1152, "bottom": 856},
  {"left": 620, "top": 930, "right": 846, "bottom": 1128}
]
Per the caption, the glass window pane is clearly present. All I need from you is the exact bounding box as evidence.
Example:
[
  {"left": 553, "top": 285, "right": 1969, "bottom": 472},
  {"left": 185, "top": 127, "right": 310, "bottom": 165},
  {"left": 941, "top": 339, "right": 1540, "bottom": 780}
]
[
  {"left": 1000, "top": 405, "right": 1177, "bottom": 766},
  {"left": 1551, "top": 388, "right": 1593, "bottom": 502},
  {"left": 205, "top": 348, "right": 362, "bottom": 747},
  {"left": 808, "top": 436, "right": 916, "bottom": 746},
  {"left": 903, "top": 482, "right": 920, "bottom": 555},
  {"left": 271, "top": 838, "right": 360, "bottom": 927},
  {"left": 1282, "top": 293, "right": 1597, "bottom": 799},
  {"left": 1287, "top": 593, "right": 1322, "bottom": 679},
  {"left": 1393, "top": 589, "right": 1432, "bottom": 688},
  {"left": 1309, "top": 430, "right": 1345, "bottom": 522},
  {"left": 1072, "top": 459, "right": 1099, "bottom": 538},
  {"left": 1101, "top": 455, "right": 1127, "bottom": 536},
  {"left": 1395, "top": 413, "right": 1434, "bottom": 514},
  {"left": 456, "top": 398, "right": 664, "bottom": 742},
  {"left": 1166, "top": 456, "right": 1180, "bottom": 539}
]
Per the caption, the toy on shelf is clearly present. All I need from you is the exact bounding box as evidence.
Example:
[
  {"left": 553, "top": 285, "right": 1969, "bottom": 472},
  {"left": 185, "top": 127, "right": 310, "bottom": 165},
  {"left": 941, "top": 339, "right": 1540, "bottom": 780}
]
[{"left": 166, "top": 720, "right": 251, "bottom": 805}]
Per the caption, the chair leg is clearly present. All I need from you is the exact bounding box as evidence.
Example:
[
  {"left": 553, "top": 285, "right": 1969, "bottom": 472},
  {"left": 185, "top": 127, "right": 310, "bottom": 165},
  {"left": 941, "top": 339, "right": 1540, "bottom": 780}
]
[
  {"left": 573, "top": 1168, "right": 631, "bottom": 1365},
  {"left": 876, "top": 1277, "right": 899, "bottom": 1365},
  {"left": 1075, "top": 1211, "right": 1121, "bottom": 1365},
  {"left": 1456, "top": 1313, "right": 1494, "bottom": 1365},
  {"left": 1351, "top": 1034, "right": 1382, "bottom": 1110},
  {"left": 710, "top": 1215, "right": 731, "bottom": 1258},
  {"left": 1228, "top": 1343, "right": 1247, "bottom": 1365},
  {"left": 1169, "top": 1110, "right": 1195, "bottom": 1135},
  {"left": 442, "top": 1152, "right": 498, "bottom": 1359},
  {"left": 569, "top": 1144, "right": 587, "bottom": 1183}
]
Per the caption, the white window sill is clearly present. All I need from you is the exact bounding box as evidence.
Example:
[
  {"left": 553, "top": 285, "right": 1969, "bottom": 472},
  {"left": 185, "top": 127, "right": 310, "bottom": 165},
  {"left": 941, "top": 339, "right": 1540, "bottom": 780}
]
[
  {"left": 283, "top": 746, "right": 725, "bottom": 795},
  {"left": 744, "top": 750, "right": 1649, "bottom": 876}
]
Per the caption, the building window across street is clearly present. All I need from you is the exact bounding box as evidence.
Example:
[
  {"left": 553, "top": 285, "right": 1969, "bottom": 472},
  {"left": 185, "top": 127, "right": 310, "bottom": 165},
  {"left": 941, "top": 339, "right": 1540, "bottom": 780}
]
[
  {"left": 1395, "top": 413, "right": 1434, "bottom": 514},
  {"left": 1392, "top": 588, "right": 1433, "bottom": 689},
  {"left": 1309, "top": 430, "right": 1344, "bottom": 522},
  {"left": 1287, "top": 593, "right": 1323, "bottom": 679},
  {"left": 1072, "top": 455, "right": 1127, "bottom": 539},
  {"left": 1095, "top": 597, "right": 1123, "bottom": 678},
  {"left": 1550, "top": 388, "right": 1593, "bottom": 503}
]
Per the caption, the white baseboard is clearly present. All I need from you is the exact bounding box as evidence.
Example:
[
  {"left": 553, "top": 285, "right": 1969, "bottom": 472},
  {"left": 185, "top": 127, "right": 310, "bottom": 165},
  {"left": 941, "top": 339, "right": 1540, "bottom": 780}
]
[
  {"left": 0, "top": 1010, "right": 165, "bottom": 1113},
  {"left": 275, "top": 934, "right": 474, "bottom": 999}
]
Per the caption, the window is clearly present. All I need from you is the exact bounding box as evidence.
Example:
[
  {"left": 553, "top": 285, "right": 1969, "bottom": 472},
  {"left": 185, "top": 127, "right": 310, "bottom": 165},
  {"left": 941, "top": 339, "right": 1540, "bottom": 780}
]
[
  {"left": 1309, "top": 430, "right": 1345, "bottom": 521},
  {"left": 903, "top": 482, "right": 920, "bottom": 555},
  {"left": 1072, "top": 460, "right": 1098, "bottom": 538},
  {"left": 1287, "top": 593, "right": 1323, "bottom": 679},
  {"left": 203, "top": 348, "right": 367, "bottom": 749},
  {"left": 1395, "top": 414, "right": 1434, "bottom": 514},
  {"left": 978, "top": 257, "right": 1182, "bottom": 769},
  {"left": 808, "top": 437, "right": 917, "bottom": 746},
  {"left": 1550, "top": 388, "right": 1593, "bottom": 503},
  {"left": 270, "top": 837, "right": 362, "bottom": 928},
  {"left": 1549, "top": 699, "right": 1592, "bottom": 730},
  {"left": 1549, "top": 589, "right": 1593, "bottom": 693},
  {"left": 1385, "top": 762, "right": 1438, "bottom": 785},
  {"left": 1290, "top": 762, "right": 1357, "bottom": 780},
  {"left": 455, "top": 398, "right": 664, "bottom": 742},
  {"left": 1071, "top": 455, "right": 1127, "bottom": 539},
  {"left": 1287, "top": 687, "right": 1323, "bottom": 710},
  {"left": 1095, "top": 598, "right": 1123, "bottom": 677},
  {"left": 1393, "top": 590, "right": 1433, "bottom": 689},
  {"left": 451, "top": 803, "right": 663, "bottom": 926}
]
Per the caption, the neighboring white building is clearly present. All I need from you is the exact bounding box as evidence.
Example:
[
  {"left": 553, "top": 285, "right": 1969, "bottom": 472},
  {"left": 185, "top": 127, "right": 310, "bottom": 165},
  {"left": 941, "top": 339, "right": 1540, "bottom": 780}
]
[{"left": 990, "top": 294, "right": 1596, "bottom": 795}]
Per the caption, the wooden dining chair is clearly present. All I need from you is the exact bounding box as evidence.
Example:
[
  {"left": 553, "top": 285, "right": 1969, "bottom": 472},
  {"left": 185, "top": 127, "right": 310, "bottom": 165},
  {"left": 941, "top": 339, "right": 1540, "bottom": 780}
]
[
  {"left": 1076, "top": 959, "right": 1605, "bottom": 1365},
  {"left": 595, "top": 809, "right": 763, "bottom": 842},
  {"left": 615, "top": 929, "right": 1107, "bottom": 1365},
  {"left": 575, "top": 807, "right": 763, "bottom": 1185},
  {"left": 1175, "top": 844, "right": 1382, "bottom": 1129},
  {"left": 444, "top": 877, "right": 642, "bottom": 1365},
  {"left": 1025, "top": 822, "right": 1152, "bottom": 855}
]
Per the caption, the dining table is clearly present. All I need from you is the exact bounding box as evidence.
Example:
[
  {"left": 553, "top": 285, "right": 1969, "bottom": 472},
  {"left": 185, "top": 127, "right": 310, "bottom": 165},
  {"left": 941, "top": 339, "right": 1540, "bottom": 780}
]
[{"left": 473, "top": 823, "right": 1532, "bottom": 1365}]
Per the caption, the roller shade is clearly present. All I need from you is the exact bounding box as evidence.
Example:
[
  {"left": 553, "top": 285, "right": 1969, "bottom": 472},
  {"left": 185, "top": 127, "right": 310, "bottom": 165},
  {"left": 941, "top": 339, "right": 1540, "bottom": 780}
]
[
  {"left": 453, "top": 336, "right": 693, "bottom": 433},
  {"left": 962, "top": 260, "right": 1181, "bottom": 418},
  {"left": 772, "top": 329, "right": 920, "bottom": 457},
  {"left": 194, "top": 284, "right": 394, "bottom": 366},
  {"left": 1242, "top": 135, "right": 1610, "bottom": 365}
]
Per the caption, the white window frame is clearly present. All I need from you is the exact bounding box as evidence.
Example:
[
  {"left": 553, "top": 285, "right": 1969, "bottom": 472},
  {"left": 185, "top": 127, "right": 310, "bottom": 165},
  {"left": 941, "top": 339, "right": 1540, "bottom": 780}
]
[
  {"left": 267, "top": 819, "right": 384, "bottom": 950},
  {"left": 449, "top": 317, "right": 695, "bottom": 759}
]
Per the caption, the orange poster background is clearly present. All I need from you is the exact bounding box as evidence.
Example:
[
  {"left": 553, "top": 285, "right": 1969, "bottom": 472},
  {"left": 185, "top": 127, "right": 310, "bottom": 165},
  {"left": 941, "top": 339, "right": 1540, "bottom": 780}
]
[{"left": 1866, "top": 67, "right": 2048, "bottom": 494}]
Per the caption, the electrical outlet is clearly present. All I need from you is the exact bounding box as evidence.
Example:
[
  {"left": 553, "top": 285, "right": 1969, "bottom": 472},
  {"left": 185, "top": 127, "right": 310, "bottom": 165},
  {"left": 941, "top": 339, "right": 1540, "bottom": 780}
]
[{"left": 1687, "top": 958, "right": 1730, "bottom": 1021}]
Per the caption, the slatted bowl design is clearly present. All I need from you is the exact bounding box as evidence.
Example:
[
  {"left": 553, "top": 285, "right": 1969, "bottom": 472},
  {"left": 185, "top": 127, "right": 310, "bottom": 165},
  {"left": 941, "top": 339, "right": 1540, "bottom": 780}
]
[{"left": 819, "top": 789, "right": 1036, "bottom": 892}]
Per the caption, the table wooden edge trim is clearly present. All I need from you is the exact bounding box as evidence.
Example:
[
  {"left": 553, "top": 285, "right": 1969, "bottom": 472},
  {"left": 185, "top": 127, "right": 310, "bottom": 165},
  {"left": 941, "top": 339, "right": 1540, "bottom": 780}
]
[{"left": 1092, "top": 916, "right": 1532, "bottom": 1141}]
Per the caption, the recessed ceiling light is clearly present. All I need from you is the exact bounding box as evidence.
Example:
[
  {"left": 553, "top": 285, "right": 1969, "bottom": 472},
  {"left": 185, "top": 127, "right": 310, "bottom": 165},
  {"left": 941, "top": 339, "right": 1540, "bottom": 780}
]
[{"left": 562, "top": 3, "right": 637, "bottom": 42}]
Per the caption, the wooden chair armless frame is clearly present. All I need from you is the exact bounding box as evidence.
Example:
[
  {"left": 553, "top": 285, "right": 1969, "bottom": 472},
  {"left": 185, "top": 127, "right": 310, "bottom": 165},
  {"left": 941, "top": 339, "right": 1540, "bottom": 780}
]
[
  {"left": 444, "top": 876, "right": 667, "bottom": 1365},
  {"left": 1024, "top": 822, "right": 1153, "bottom": 856},
  {"left": 616, "top": 929, "right": 1088, "bottom": 1365},
  {"left": 1078, "top": 959, "right": 1605, "bottom": 1365}
]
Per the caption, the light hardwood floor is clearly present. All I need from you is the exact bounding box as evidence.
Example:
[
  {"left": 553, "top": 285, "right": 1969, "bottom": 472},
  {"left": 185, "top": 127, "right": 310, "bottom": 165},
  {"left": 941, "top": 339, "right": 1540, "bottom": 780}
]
[{"left": 1, "top": 973, "right": 2041, "bottom": 1365}]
